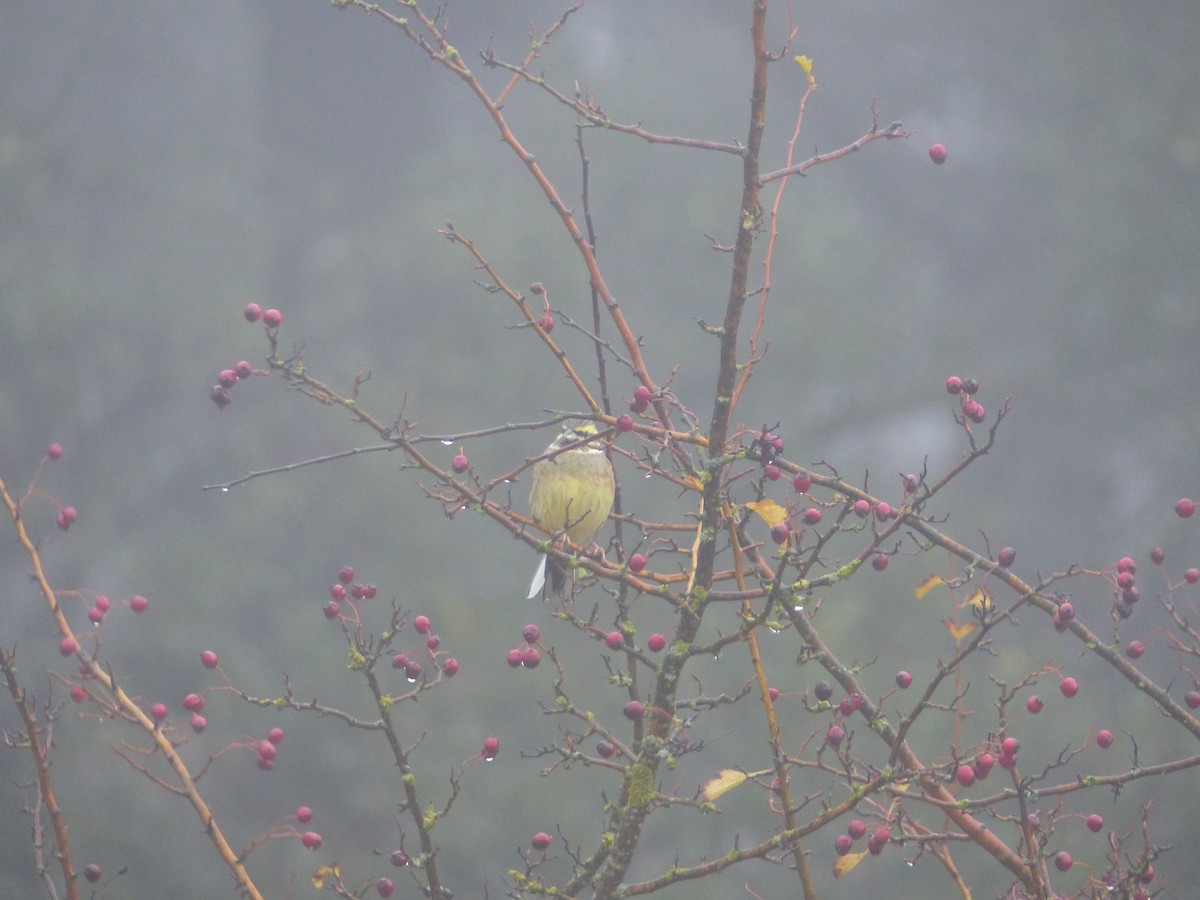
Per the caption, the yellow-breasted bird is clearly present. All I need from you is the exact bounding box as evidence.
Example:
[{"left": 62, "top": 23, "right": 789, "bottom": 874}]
[{"left": 526, "top": 420, "right": 615, "bottom": 598}]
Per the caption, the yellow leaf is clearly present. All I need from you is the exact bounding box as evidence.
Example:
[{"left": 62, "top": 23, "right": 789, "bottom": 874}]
[
  {"left": 966, "top": 585, "right": 992, "bottom": 613},
  {"left": 915, "top": 574, "right": 945, "bottom": 600},
  {"left": 312, "top": 864, "right": 339, "bottom": 889},
  {"left": 833, "top": 849, "right": 867, "bottom": 878},
  {"left": 794, "top": 54, "right": 814, "bottom": 76},
  {"left": 701, "top": 768, "right": 748, "bottom": 801},
  {"left": 745, "top": 499, "right": 788, "bottom": 530},
  {"left": 943, "top": 618, "right": 978, "bottom": 642}
]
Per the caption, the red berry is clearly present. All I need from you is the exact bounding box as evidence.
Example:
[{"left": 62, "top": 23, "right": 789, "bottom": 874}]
[
  {"left": 956, "top": 764, "right": 975, "bottom": 787},
  {"left": 71, "top": 684, "right": 87, "bottom": 702},
  {"left": 629, "top": 553, "right": 648, "bottom": 573},
  {"left": 1150, "top": 547, "right": 1165, "bottom": 564},
  {"left": 1185, "top": 568, "right": 1200, "bottom": 584},
  {"left": 825, "top": 724, "right": 845, "bottom": 747},
  {"left": 770, "top": 523, "right": 790, "bottom": 545},
  {"left": 392, "top": 653, "right": 409, "bottom": 670},
  {"left": 88, "top": 606, "right": 104, "bottom": 624},
  {"left": 330, "top": 583, "right": 346, "bottom": 601},
  {"left": 301, "top": 831, "right": 322, "bottom": 850},
  {"left": 870, "top": 828, "right": 890, "bottom": 851},
  {"left": 413, "top": 615, "right": 432, "bottom": 634},
  {"left": 243, "top": 302, "right": 262, "bottom": 322},
  {"left": 201, "top": 650, "right": 219, "bottom": 669},
  {"left": 1176, "top": 498, "right": 1196, "bottom": 518},
  {"left": 191, "top": 714, "right": 206, "bottom": 733},
  {"left": 130, "top": 594, "right": 148, "bottom": 613},
  {"left": 482, "top": 736, "right": 500, "bottom": 759},
  {"left": 1053, "top": 850, "right": 1072, "bottom": 872},
  {"left": 929, "top": 143, "right": 948, "bottom": 165},
  {"left": 376, "top": 877, "right": 395, "bottom": 898},
  {"left": 1096, "top": 729, "right": 1114, "bottom": 749},
  {"left": 183, "top": 693, "right": 204, "bottom": 712},
  {"left": 268, "top": 726, "right": 285, "bottom": 745},
  {"left": 1126, "top": 640, "right": 1145, "bottom": 659},
  {"left": 647, "top": 633, "right": 666, "bottom": 652},
  {"left": 616, "top": 414, "right": 634, "bottom": 433},
  {"left": 596, "top": 741, "right": 615, "bottom": 759},
  {"left": 834, "top": 833, "right": 853, "bottom": 855},
  {"left": 764, "top": 463, "right": 781, "bottom": 481},
  {"left": 451, "top": 452, "right": 469, "bottom": 473},
  {"left": 59, "top": 636, "right": 77, "bottom": 656},
  {"left": 975, "top": 751, "right": 995, "bottom": 775},
  {"left": 1140, "top": 864, "right": 1155, "bottom": 884},
  {"left": 532, "top": 832, "right": 552, "bottom": 851},
  {"left": 624, "top": 700, "right": 645, "bottom": 721},
  {"left": 152, "top": 702, "right": 169, "bottom": 721},
  {"left": 792, "top": 472, "right": 812, "bottom": 493},
  {"left": 522, "top": 623, "right": 540, "bottom": 643},
  {"left": 605, "top": 631, "right": 624, "bottom": 650},
  {"left": 323, "top": 600, "right": 340, "bottom": 619},
  {"left": 1186, "top": 690, "right": 1200, "bottom": 709},
  {"left": 632, "top": 385, "right": 652, "bottom": 406},
  {"left": 945, "top": 375, "right": 963, "bottom": 395},
  {"left": 1056, "top": 601, "right": 1074, "bottom": 622},
  {"left": 767, "top": 686, "right": 780, "bottom": 702},
  {"left": 442, "top": 657, "right": 459, "bottom": 676},
  {"left": 872, "top": 553, "right": 889, "bottom": 572},
  {"left": 47, "top": 443, "right": 64, "bottom": 460},
  {"left": 84, "top": 863, "right": 102, "bottom": 883},
  {"left": 1086, "top": 813, "right": 1104, "bottom": 833},
  {"left": 853, "top": 499, "right": 871, "bottom": 517},
  {"left": 426, "top": 634, "right": 441, "bottom": 651},
  {"left": 95, "top": 595, "right": 111, "bottom": 612},
  {"left": 257, "top": 739, "right": 277, "bottom": 761},
  {"left": 235, "top": 360, "right": 253, "bottom": 379},
  {"left": 1001, "top": 737, "right": 1019, "bottom": 756},
  {"left": 404, "top": 660, "right": 422, "bottom": 681},
  {"left": 1117, "top": 570, "right": 1135, "bottom": 589},
  {"left": 803, "top": 507, "right": 822, "bottom": 525},
  {"left": 1117, "top": 556, "right": 1136, "bottom": 574},
  {"left": 522, "top": 647, "right": 541, "bottom": 668},
  {"left": 296, "top": 805, "right": 313, "bottom": 823},
  {"left": 998, "top": 546, "right": 1016, "bottom": 567},
  {"left": 506, "top": 648, "right": 523, "bottom": 668},
  {"left": 1026, "top": 695, "right": 1044, "bottom": 714},
  {"left": 874, "top": 502, "right": 893, "bottom": 520},
  {"left": 1059, "top": 677, "right": 1079, "bottom": 698},
  {"left": 218, "top": 369, "right": 238, "bottom": 389},
  {"left": 538, "top": 313, "right": 555, "bottom": 333},
  {"left": 847, "top": 819, "right": 867, "bottom": 840},
  {"left": 262, "top": 308, "right": 283, "bottom": 328},
  {"left": 895, "top": 670, "right": 912, "bottom": 689},
  {"left": 338, "top": 566, "right": 355, "bottom": 584},
  {"left": 390, "top": 850, "right": 409, "bottom": 867}
]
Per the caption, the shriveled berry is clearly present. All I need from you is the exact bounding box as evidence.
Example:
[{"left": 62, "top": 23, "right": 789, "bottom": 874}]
[
  {"left": 538, "top": 313, "right": 555, "bottom": 333},
  {"left": 1056, "top": 601, "right": 1074, "bottom": 622},
  {"left": 529, "top": 282, "right": 545, "bottom": 296},
  {"left": 929, "top": 143, "right": 948, "bottom": 165},
  {"left": 647, "top": 633, "right": 666, "bottom": 652}
]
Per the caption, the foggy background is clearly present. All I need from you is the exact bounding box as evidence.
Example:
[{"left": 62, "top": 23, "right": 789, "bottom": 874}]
[{"left": 2, "top": 1, "right": 1199, "bottom": 897}]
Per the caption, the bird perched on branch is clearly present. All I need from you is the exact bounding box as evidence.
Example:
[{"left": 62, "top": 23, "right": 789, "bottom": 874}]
[{"left": 526, "top": 420, "right": 615, "bottom": 599}]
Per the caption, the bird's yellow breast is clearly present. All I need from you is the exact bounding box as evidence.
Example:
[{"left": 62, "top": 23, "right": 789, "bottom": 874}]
[{"left": 530, "top": 449, "right": 615, "bottom": 547}]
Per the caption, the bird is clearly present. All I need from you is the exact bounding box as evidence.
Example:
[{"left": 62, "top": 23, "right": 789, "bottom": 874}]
[{"left": 526, "top": 419, "right": 615, "bottom": 599}]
